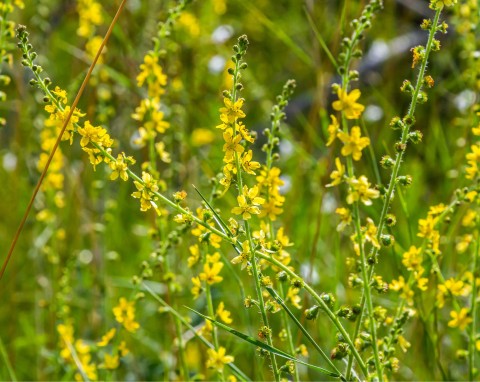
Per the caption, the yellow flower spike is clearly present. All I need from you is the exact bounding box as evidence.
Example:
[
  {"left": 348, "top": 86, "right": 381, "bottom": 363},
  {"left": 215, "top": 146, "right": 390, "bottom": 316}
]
[
  {"left": 337, "top": 126, "right": 370, "bottom": 161},
  {"left": 332, "top": 88, "right": 365, "bottom": 119},
  {"left": 109, "top": 153, "right": 133, "bottom": 181},
  {"left": 346, "top": 175, "right": 379, "bottom": 205},
  {"left": 448, "top": 308, "right": 472, "bottom": 330},
  {"left": 216, "top": 302, "right": 233, "bottom": 324},
  {"left": 326, "top": 157, "right": 345, "bottom": 187},
  {"left": 206, "top": 347, "right": 234, "bottom": 372}
]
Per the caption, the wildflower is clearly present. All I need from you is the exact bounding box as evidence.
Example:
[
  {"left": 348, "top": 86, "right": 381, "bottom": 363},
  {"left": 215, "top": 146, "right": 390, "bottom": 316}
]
[
  {"left": 337, "top": 126, "right": 370, "bottom": 161},
  {"left": 462, "top": 209, "right": 476, "bottom": 227},
  {"left": 231, "top": 185, "right": 265, "bottom": 220},
  {"left": 216, "top": 302, "right": 233, "bottom": 324},
  {"left": 206, "top": 347, "right": 234, "bottom": 372},
  {"left": 335, "top": 207, "right": 352, "bottom": 231},
  {"left": 188, "top": 245, "right": 200, "bottom": 268},
  {"left": 131, "top": 171, "right": 159, "bottom": 212},
  {"left": 109, "top": 153, "right": 133, "bottom": 181},
  {"left": 223, "top": 128, "right": 244, "bottom": 161},
  {"left": 326, "top": 157, "right": 345, "bottom": 187},
  {"left": 346, "top": 175, "right": 380, "bottom": 205},
  {"left": 430, "top": 0, "right": 457, "bottom": 10},
  {"left": 119, "top": 341, "right": 129, "bottom": 356},
  {"left": 259, "top": 198, "right": 284, "bottom": 220},
  {"left": 103, "top": 353, "right": 120, "bottom": 370},
  {"left": 77, "top": 0, "right": 103, "bottom": 38},
  {"left": 231, "top": 240, "right": 251, "bottom": 270},
  {"left": 241, "top": 150, "right": 261, "bottom": 175},
  {"left": 402, "top": 246, "right": 422, "bottom": 271},
  {"left": 256, "top": 167, "right": 284, "bottom": 190},
  {"left": 286, "top": 286, "right": 302, "bottom": 309},
  {"left": 136, "top": 54, "right": 167, "bottom": 98},
  {"left": 97, "top": 328, "right": 116, "bottom": 347},
  {"left": 326, "top": 114, "right": 339, "bottom": 146},
  {"left": 410, "top": 46, "right": 425, "bottom": 68},
  {"left": 199, "top": 262, "right": 224, "bottom": 285},
  {"left": 418, "top": 214, "right": 437, "bottom": 239},
  {"left": 155, "top": 141, "right": 171, "bottom": 163},
  {"left": 113, "top": 298, "right": 140, "bottom": 333},
  {"left": 219, "top": 98, "right": 246, "bottom": 123},
  {"left": 448, "top": 308, "right": 472, "bottom": 330},
  {"left": 332, "top": 88, "right": 365, "bottom": 119},
  {"left": 390, "top": 276, "right": 414, "bottom": 304},
  {"left": 364, "top": 218, "right": 380, "bottom": 248},
  {"left": 191, "top": 276, "right": 203, "bottom": 298},
  {"left": 237, "top": 122, "right": 255, "bottom": 143}
]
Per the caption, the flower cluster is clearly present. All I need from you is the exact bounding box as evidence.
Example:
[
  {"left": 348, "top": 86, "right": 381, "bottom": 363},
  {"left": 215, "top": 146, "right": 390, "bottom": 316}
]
[{"left": 113, "top": 297, "right": 140, "bottom": 333}]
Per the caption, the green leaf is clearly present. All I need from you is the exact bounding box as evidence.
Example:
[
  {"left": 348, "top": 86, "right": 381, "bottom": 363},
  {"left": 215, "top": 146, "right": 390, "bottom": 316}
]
[{"left": 185, "top": 307, "right": 342, "bottom": 379}]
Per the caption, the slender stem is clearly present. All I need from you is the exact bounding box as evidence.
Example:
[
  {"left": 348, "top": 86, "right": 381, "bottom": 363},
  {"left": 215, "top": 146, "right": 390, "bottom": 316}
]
[
  {"left": 206, "top": 283, "right": 225, "bottom": 381},
  {"left": 279, "top": 284, "right": 299, "bottom": 382},
  {"left": 469, "top": 231, "right": 479, "bottom": 381}
]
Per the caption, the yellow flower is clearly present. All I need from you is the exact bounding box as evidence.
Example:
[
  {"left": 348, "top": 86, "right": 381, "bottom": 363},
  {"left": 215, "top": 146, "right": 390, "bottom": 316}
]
[
  {"left": 417, "top": 214, "right": 437, "bottom": 239},
  {"left": 206, "top": 346, "right": 234, "bottom": 372},
  {"left": 448, "top": 308, "right": 472, "bottom": 330},
  {"left": 364, "top": 218, "right": 380, "bottom": 248},
  {"left": 223, "top": 128, "right": 245, "bottom": 161},
  {"left": 402, "top": 246, "right": 422, "bottom": 271},
  {"left": 346, "top": 175, "right": 379, "bottom": 205},
  {"left": 326, "top": 114, "right": 339, "bottom": 146},
  {"left": 219, "top": 98, "right": 246, "bottom": 123},
  {"left": 85, "top": 36, "right": 105, "bottom": 63},
  {"left": 326, "top": 157, "right": 345, "bottom": 187},
  {"left": 131, "top": 171, "right": 160, "bottom": 212},
  {"left": 286, "top": 286, "right": 302, "bottom": 309},
  {"left": 241, "top": 150, "right": 261, "bottom": 175},
  {"left": 231, "top": 185, "right": 265, "bottom": 220},
  {"left": 78, "top": 121, "right": 113, "bottom": 148},
  {"left": 136, "top": 54, "right": 167, "bottom": 98},
  {"left": 77, "top": 0, "right": 103, "bottom": 38},
  {"left": 188, "top": 244, "right": 200, "bottom": 268},
  {"left": 231, "top": 240, "right": 251, "bottom": 270},
  {"left": 332, "top": 88, "right": 365, "bottom": 119},
  {"left": 103, "top": 353, "right": 119, "bottom": 370},
  {"left": 113, "top": 298, "right": 140, "bottom": 333},
  {"left": 199, "top": 262, "right": 224, "bottom": 285},
  {"left": 191, "top": 276, "right": 203, "bottom": 298},
  {"left": 216, "top": 302, "right": 233, "bottom": 324},
  {"left": 109, "top": 153, "right": 134, "bottom": 181},
  {"left": 97, "top": 328, "right": 116, "bottom": 347},
  {"left": 335, "top": 207, "right": 352, "bottom": 231},
  {"left": 337, "top": 126, "right": 370, "bottom": 161}
]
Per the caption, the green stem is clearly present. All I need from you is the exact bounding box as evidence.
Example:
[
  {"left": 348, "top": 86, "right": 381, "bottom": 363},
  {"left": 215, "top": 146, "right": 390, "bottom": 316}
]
[
  {"left": 279, "top": 284, "right": 299, "bottom": 382},
  {"left": 245, "top": 222, "right": 280, "bottom": 381},
  {"left": 206, "top": 282, "right": 225, "bottom": 381},
  {"left": 0, "top": 336, "right": 16, "bottom": 382},
  {"left": 469, "top": 231, "right": 479, "bottom": 381}
]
